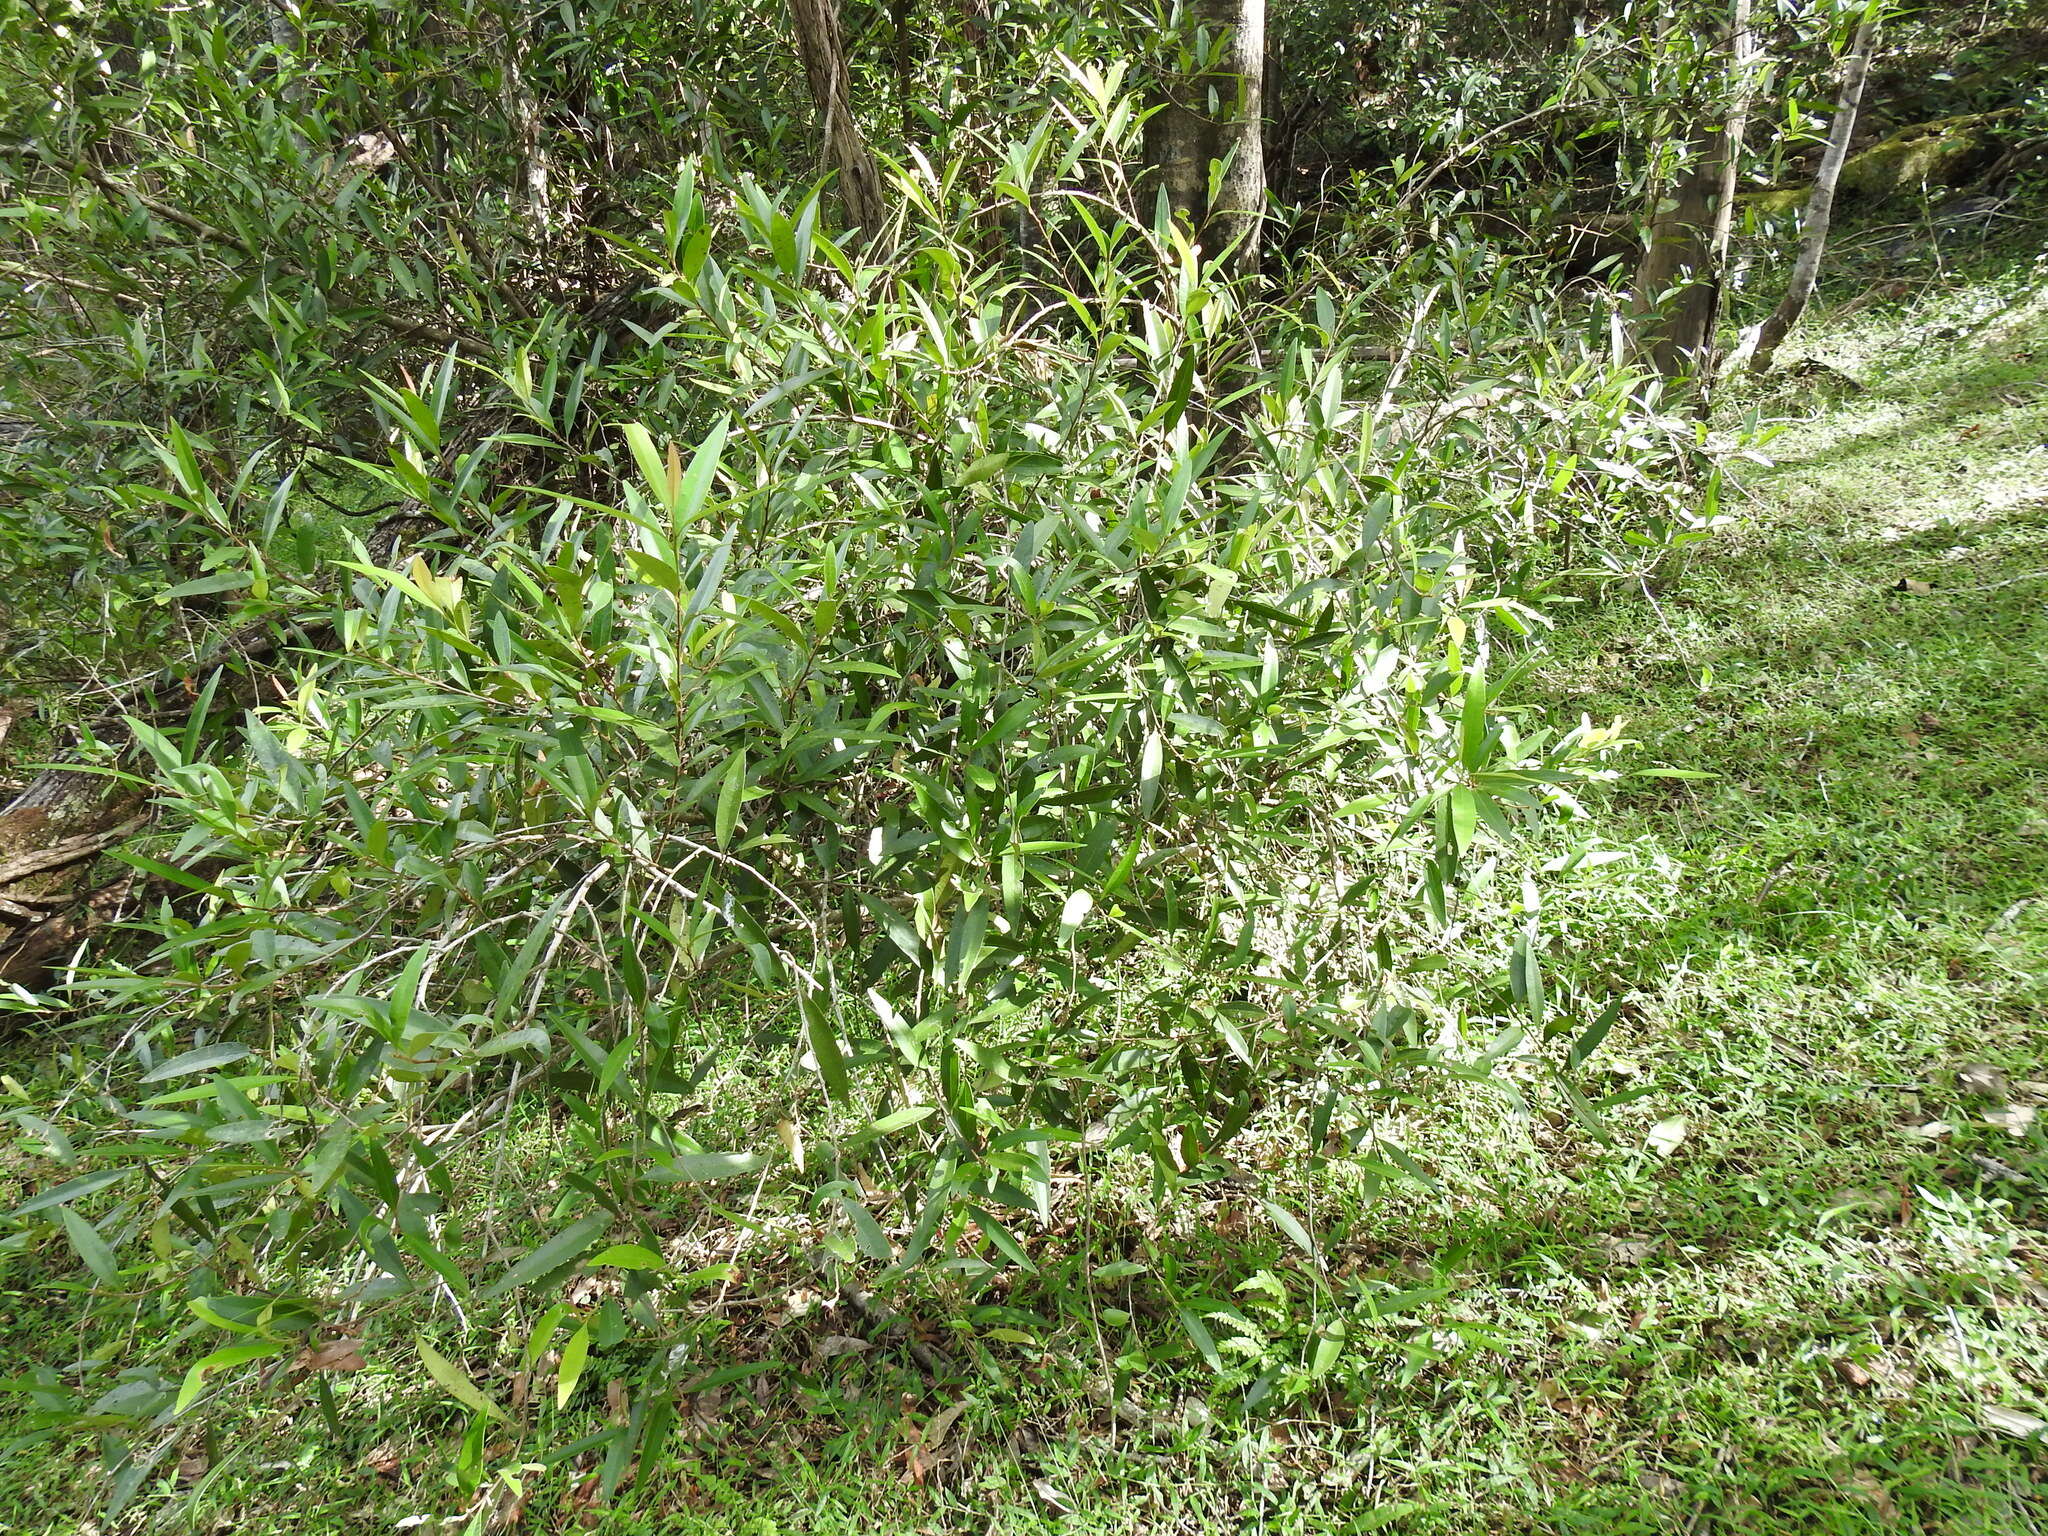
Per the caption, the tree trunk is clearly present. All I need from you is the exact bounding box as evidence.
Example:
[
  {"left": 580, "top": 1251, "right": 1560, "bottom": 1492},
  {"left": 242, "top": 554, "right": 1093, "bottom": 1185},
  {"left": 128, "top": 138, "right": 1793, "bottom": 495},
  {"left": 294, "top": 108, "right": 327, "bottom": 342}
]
[
  {"left": 1630, "top": 136, "right": 1725, "bottom": 378},
  {"left": 1629, "top": 0, "right": 1758, "bottom": 381},
  {"left": 1143, "top": 0, "right": 1266, "bottom": 275},
  {"left": 1708, "top": 0, "right": 1756, "bottom": 275},
  {"left": 789, "top": 0, "right": 889, "bottom": 238},
  {"left": 1693, "top": 0, "right": 1758, "bottom": 382},
  {"left": 1743, "top": 14, "right": 1878, "bottom": 374},
  {"left": 264, "top": 0, "right": 306, "bottom": 119},
  {"left": 499, "top": 1, "right": 553, "bottom": 237}
]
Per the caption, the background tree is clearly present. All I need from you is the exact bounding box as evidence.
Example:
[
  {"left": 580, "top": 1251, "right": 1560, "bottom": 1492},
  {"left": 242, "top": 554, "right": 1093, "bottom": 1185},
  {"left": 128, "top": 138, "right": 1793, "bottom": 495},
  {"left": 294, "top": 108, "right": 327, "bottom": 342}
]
[
  {"left": 790, "top": 0, "right": 889, "bottom": 235},
  {"left": 1740, "top": 8, "right": 1881, "bottom": 371},
  {"left": 1629, "top": 0, "right": 1757, "bottom": 380},
  {"left": 1143, "top": 0, "right": 1267, "bottom": 271}
]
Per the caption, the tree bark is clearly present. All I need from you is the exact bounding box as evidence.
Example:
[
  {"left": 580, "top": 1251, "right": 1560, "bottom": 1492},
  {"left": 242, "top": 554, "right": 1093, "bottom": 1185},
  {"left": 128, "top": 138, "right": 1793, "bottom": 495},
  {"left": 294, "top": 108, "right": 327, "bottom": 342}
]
[
  {"left": 0, "top": 771, "right": 144, "bottom": 987},
  {"left": 789, "top": 0, "right": 889, "bottom": 238},
  {"left": 1143, "top": 0, "right": 1266, "bottom": 275},
  {"left": 1629, "top": 0, "right": 1758, "bottom": 381},
  {"left": 1743, "top": 14, "right": 1878, "bottom": 373},
  {"left": 499, "top": 1, "right": 553, "bottom": 237},
  {"left": 1693, "top": 0, "right": 1757, "bottom": 382},
  {"left": 0, "top": 617, "right": 324, "bottom": 989},
  {"left": 1630, "top": 136, "right": 1725, "bottom": 378}
]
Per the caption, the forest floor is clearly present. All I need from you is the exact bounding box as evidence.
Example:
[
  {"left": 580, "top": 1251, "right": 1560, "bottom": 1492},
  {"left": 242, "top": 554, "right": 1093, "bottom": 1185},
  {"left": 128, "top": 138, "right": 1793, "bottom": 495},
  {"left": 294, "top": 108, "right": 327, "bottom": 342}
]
[{"left": 4, "top": 242, "right": 2046, "bottom": 1533}]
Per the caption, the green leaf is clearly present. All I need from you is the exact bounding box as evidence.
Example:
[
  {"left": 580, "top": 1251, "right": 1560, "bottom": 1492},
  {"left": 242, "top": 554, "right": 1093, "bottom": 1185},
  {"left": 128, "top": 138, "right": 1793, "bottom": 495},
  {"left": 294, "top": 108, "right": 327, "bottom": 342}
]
[
  {"left": 954, "top": 452, "right": 1009, "bottom": 487},
  {"left": 863, "top": 1105, "right": 934, "bottom": 1136},
  {"left": 620, "top": 423, "right": 672, "bottom": 514},
  {"left": 1459, "top": 662, "right": 1490, "bottom": 770},
  {"left": 14, "top": 1168, "right": 129, "bottom": 1216},
  {"left": 802, "top": 988, "right": 850, "bottom": 1103},
  {"left": 1178, "top": 1308, "right": 1223, "bottom": 1372},
  {"left": 1448, "top": 788, "right": 1480, "bottom": 854},
  {"left": 141, "top": 1044, "right": 250, "bottom": 1082},
  {"left": 1139, "top": 730, "right": 1165, "bottom": 814},
  {"left": 1509, "top": 929, "right": 1544, "bottom": 1028},
  {"left": 658, "top": 1152, "right": 767, "bottom": 1183},
  {"left": 177, "top": 1340, "right": 286, "bottom": 1414},
  {"left": 555, "top": 1323, "right": 591, "bottom": 1410},
  {"left": 715, "top": 750, "right": 747, "bottom": 848},
  {"left": 418, "top": 1339, "right": 507, "bottom": 1420},
  {"left": 1309, "top": 1319, "right": 1346, "bottom": 1379},
  {"left": 522, "top": 1305, "right": 569, "bottom": 1372},
  {"left": 587, "top": 1244, "right": 667, "bottom": 1271},
  {"left": 155, "top": 570, "right": 251, "bottom": 604},
  {"left": 1258, "top": 1200, "right": 1320, "bottom": 1264},
  {"left": 59, "top": 1207, "right": 117, "bottom": 1284},
  {"left": 479, "top": 1214, "right": 609, "bottom": 1301},
  {"left": 839, "top": 1197, "right": 893, "bottom": 1262},
  {"left": 943, "top": 895, "right": 988, "bottom": 994},
  {"left": 675, "top": 417, "right": 729, "bottom": 524},
  {"left": 1092, "top": 1260, "right": 1147, "bottom": 1281}
]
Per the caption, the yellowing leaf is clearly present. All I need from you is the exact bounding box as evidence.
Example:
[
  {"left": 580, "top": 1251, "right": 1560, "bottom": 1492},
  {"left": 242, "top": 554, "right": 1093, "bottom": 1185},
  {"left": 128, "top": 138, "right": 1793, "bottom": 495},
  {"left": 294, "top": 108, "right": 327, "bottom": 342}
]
[{"left": 418, "top": 1339, "right": 506, "bottom": 1420}]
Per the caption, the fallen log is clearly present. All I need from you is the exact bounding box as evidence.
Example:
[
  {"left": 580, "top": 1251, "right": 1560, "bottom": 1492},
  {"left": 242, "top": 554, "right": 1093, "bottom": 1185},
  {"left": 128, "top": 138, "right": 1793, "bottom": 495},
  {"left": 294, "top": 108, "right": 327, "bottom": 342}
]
[{"left": 0, "top": 615, "right": 326, "bottom": 989}]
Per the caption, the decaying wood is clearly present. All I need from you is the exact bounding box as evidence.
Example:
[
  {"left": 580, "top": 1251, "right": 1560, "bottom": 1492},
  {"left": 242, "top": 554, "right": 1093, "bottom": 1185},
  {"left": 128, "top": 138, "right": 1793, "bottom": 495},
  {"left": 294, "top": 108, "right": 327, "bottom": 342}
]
[
  {"left": 0, "top": 771, "right": 145, "bottom": 987},
  {"left": 0, "top": 616, "right": 326, "bottom": 989}
]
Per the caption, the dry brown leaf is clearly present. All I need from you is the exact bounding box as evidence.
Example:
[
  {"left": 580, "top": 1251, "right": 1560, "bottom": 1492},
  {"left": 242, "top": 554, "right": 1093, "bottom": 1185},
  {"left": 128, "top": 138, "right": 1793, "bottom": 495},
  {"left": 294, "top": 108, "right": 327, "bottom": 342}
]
[
  {"left": 487, "top": 1481, "right": 528, "bottom": 1532},
  {"left": 297, "top": 1337, "right": 367, "bottom": 1373},
  {"left": 1646, "top": 1116, "right": 1688, "bottom": 1157},
  {"left": 1981, "top": 1404, "right": 2047, "bottom": 1439},
  {"left": 1847, "top": 1470, "right": 1899, "bottom": 1523},
  {"left": 921, "top": 1400, "right": 967, "bottom": 1454},
  {"left": 1956, "top": 1063, "right": 2011, "bottom": 1099},
  {"left": 1600, "top": 1235, "right": 1656, "bottom": 1266},
  {"left": 814, "top": 1334, "right": 871, "bottom": 1361}
]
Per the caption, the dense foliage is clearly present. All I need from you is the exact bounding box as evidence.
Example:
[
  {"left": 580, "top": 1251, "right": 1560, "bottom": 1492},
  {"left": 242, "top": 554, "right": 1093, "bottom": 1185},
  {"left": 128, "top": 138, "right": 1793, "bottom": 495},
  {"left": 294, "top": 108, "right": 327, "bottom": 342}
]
[{"left": 0, "top": 0, "right": 2041, "bottom": 1522}]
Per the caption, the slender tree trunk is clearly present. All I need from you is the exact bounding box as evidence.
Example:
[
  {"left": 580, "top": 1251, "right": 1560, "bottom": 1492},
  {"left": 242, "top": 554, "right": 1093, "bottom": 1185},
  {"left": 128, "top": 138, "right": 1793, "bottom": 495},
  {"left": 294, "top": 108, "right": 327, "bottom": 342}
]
[
  {"left": 1692, "top": 0, "right": 1758, "bottom": 384},
  {"left": 1143, "top": 0, "right": 1266, "bottom": 275},
  {"left": 499, "top": 2, "right": 552, "bottom": 237},
  {"left": 789, "top": 0, "right": 889, "bottom": 238},
  {"left": 264, "top": 0, "right": 307, "bottom": 120},
  {"left": 1744, "top": 14, "right": 1878, "bottom": 373},
  {"left": 1708, "top": 0, "right": 1756, "bottom": 274},
  {"left": 891, "top": 0, "right": 915, "bottom": 140}
]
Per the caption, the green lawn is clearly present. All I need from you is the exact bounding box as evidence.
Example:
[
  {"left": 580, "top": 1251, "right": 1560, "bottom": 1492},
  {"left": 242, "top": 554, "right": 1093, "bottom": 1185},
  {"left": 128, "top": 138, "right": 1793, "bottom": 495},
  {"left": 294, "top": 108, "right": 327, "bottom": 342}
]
[{"left": 4, "top": 250, "right": 2045, "bottom": 1535}]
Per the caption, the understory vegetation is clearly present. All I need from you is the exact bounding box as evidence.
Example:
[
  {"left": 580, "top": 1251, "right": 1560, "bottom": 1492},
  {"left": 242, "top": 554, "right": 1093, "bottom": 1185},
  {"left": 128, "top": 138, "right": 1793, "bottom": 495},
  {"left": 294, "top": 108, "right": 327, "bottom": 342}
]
[{"left": 0, "top": 0, "right": 2044, "bottom": 1530}]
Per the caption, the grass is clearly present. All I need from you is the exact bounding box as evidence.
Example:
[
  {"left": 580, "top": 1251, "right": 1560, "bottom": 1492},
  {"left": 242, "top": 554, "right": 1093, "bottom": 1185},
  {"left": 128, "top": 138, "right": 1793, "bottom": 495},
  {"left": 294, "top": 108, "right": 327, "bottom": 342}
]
[{"left": 4, "top": 236, "right": 2047, "bottom": 1534}]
